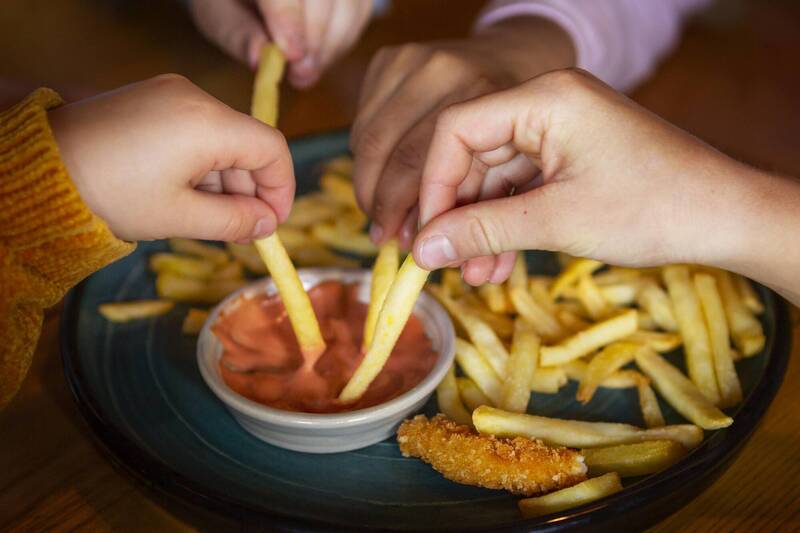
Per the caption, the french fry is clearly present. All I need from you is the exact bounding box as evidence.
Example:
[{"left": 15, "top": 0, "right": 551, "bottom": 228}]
[
  {"left": 284, "top": 194, "right": 342, "bottom": 228},
  {"left": 289, "top": 244, "right": 361, "bottom": 269},
  {"left": 576, "top": 342, "right": 643, "bottom": 403},
  {"left": 339, "top": 256, "right": 429, "bottom": 401},
  {"left": 168, "top": 238, "right": 229, "bottom": 267},
  {"left": 540, "top": 309, "right": 638, "bottom": 367},
  {"left": 500, "top": 321, "right": 539, "bottom": 412},
  {"left": 436, "top": 364, "right": 473, "bottom": 427},
  {"left": 225, "top": 243, "right": 267, "bottom": 274},
  {"left": 624, "top": 331, "right": 682, "bottom": 353},
  {"left": 662, "top": 265, "right": 720, "bottom": 404},
  {"left": 598, "top": 283, "right": 639, "bottom": 307},
  {"left": 149, "top": 252, "right": 217, "bottom": 280},
  {"left": 428, "top": 285, "right": 509, "bottom": 378},
  {"left": 472, "top": 406, "right": 704, "bottom": 449},
  {"left": 311, "top": 222, "right": 378, "bottom": 256},
  {"left": 456, "top": 377, "right": 493, "bottom": 411},
  {"left": 733, "top": 274, "right": 764, "bottom": 314},
  {"left": 556, "top": 307, "right": 591, "bottom": 333},
  {"left": 254, "top": 235, "right": 326, "bottom": 358},
  {"left": 694, "top": 272, "right": 742, "bottom": 407},
  {"left": 324, "top": 156, "right": 354, "bottom": 177},
  {"left": 518, "top": 473, "right": 622, "bottom": 518},
  {"left": 458, "top": 293, "right": 514, "bottom": 339},
  {"left": 212, "top": 261, "right": 244, "bottom": 281},
  {"left": 635, "top": 347, "right": 733, "bottom": 430},
  {"left": 531, "top": 367, "right": 568, "bottom": 394},
  {"left": 581, "top": 441, "right": 686, "bottom": 477},
  {"left": 442, "top": 268, "right": 467, "bottom": 299},
  {"left": 594, "top": 267, "right": 641, "bottom": 286},
  {"left": 454, "top": 338, "right": 503, "bottom": 405},
  {"left": 251, "top": 42, "right": 284, "bottom": 126},
  {"left": 561, "top": 360, "right": 642, "bottom": 390},
  {"left": 98, "top": 300, "right": 174, "bottom": 322},
  {"left": 363, "top": 239, "right": 399, "bottom": 350},
  {"left": 528, "top": 276, "right": 557, "bottom": 314},
  {"left": 576, "top": 274, "right": 611, "bottom": 320},
  {"left": 156, "top": 273, "right": 246, "bottom": 304},
  {"left": 509, "top": 286, "right": 565, "bottom": 341},
  {"left": 182, "top": 308, "right": 209, "bottom": 334},
  {"left": 636, "top": 378, "right": 666, "bottom": 428},
  {"left": 550, "top": 258, "right": 604, "bottom": 298},
  {"left": 714, "top": 269, "right": 765, "bottom": 357},
  {"left": 276, "top": 226, "right": 315, "bottom": 251},
  {"left": 637, "top": 311, "right": 658, "bottom": 331},
  {"left": 335, "top": 208, "right": 369, "bottom": 233},
  {"left": 319, "top": 172, "right": 358, "bottom": 209},
  {"left": 477, "top": 283, "right": 512, "bottom": 314},
  {"left": 636, "top": 279, "right": 678, "bottom": 332}
]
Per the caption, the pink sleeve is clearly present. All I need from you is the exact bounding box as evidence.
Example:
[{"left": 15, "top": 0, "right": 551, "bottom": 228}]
[{"left": 475, "top": 0, "right": 712, "bottom": 91}]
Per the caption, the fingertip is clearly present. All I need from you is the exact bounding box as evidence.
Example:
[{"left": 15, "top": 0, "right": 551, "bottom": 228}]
[
  {"left": 462, "top": 256, "right": 495, "bottom": 286},
  {"left": 252, "top": 216, "right": 277, "bottom": 239}
]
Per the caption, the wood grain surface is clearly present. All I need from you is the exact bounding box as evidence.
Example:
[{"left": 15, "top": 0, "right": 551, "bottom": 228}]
[{"left": 1, "top": 0, "right": 799, "bottom": 531}]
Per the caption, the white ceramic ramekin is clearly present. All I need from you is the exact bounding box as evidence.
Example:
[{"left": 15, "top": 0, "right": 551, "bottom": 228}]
[{"left": 197, "top": 268, "right": 454, "bottom": 454}]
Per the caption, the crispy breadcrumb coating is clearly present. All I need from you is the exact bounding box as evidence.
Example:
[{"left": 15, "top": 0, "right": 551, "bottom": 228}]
[{"left": 397, "top": 414, "right": 587, "bottom": 496}]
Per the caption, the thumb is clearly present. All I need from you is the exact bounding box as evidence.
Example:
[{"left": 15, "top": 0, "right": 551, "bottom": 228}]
[
  {"left": 257, "top": 0, "right": 305, "bottom": 61},
  {"left": 173, "top": 190, "right": 278, "bottom": 242},
  {"left": 413, "top": 187, "right": 567, "bottom": 270}
]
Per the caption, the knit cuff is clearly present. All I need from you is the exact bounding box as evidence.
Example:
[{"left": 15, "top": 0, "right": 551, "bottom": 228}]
[{"left": 0, "top": 89, "right": 135, "bottom": 303}]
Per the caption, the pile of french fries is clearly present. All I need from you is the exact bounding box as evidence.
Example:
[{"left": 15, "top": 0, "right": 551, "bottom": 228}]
[
  {"left": 430, "top": 256, "right": 766, "bottom": 517},
  {"left": 98, "top": 156, "right": 374, "bottom": 333}
]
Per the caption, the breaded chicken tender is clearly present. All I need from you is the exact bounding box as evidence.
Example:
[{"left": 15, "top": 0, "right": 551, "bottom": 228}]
[{"left": 397, "top": 414, "right": 587, "bottom": 496}]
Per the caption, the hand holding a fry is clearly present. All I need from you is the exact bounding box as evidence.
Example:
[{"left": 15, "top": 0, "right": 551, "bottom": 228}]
[
  {"left": 413, "top": 70, "right": 800, "bottom": 296},
  {"left": 190, "top": 0, "right": 372, "bottom": 88},
  {"left": 49, "top": 74, "right": 295, "bottom": 243}
]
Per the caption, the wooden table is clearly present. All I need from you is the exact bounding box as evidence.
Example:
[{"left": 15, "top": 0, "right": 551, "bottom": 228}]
[{"left": 2, "top": 0, "right": 800, "bottom": 530}]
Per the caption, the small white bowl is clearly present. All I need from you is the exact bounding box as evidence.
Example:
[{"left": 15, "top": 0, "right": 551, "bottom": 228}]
[{"left": 197, "top": 268, "right": 455, "bottom": 454}]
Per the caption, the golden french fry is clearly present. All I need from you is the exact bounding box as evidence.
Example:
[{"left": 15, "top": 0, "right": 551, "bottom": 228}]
[
  {"left": 550, "top": 258, "right": 604, "bottom": 298},
  {"left": 528, "top": 276, "right": 557, "bottom": 314},
  {"left": 577, "top": 342, "right": 643, "bottom": 403},
  {"left": 156, "top": 273, "right": 246, "bottom": 304},
  {"left": 442, "top": 268, "right": 467, "bottom": 299},
  {"left": 714, "top": 269, "right": 765, "bottom": 357},
  {"left": 436, "top": 364, "right": 473, "bottom": 427},
  {"left": 730, "top": 348, "right": 743, "bottom": 362},
  {"left": 324, "top": 155, "right": 353, "bottom": 177},
  {"left": 225, "top": 243, "right": 267, "bottom": 274},
  {"left": 276, "top": 226, "right": 315, "bottom": 251},
  {"left": 561, "top": 360, "right": 642, "bottom": 389},
  {"left": 168, "top": 238, "right": 229, "bottom": 267},
  {"left": 577, "top": 274, "right": 611, "bottom": 320},
  {"left": 182, "top": 308, "right": 209, "bottom": 334},
  {"left": 636, "top": 279, "right": 678, "bottom": 332},
  {"left": 339, "top": 256, "right": 429, "bottom": 401},
  {"left": 635, "top": 347, "right": 732, "bottom": 430},
  {"left": 363, "top": 239, "right": 399, "bottom": 350},
  {"left": 694, "top": 272, "right": 742, "bottom": 407},
  {"left": 624, "top": 330, "right": 682, "bottom": 353},
  {"left": 598, "top": 282, "right": 639, "bottom": 307},
  {"left": 662, "top": 265, "right": 720, "bottom": 404},
  {"left": 212, "top": 261, "right": 244, "bottom": 281},
  {"left": 99, "top": 300, "right": 174, "bottom": 322},
  {"left": 501, "top": 321, "right": 539, "bottom": 412},
  {"left": 636, "top": 378, "right": 666, "bottom": 428},
  {"left": 531, "top": 367, "right": 568, "bottom": 394},
  {"left": 284, "top": 194, "right": 342, "bottom": 228},
  {"left": 428, "top": 284, "right": 509, "bottom": 378},
  {"left": 556, "top": 308, "right": 591, "bottom": 333},
  {"left": 336, "top": 209, "right": 369, "bottom": 233},
  {"left": 457, "top": 293, "right": 514, "bottom": 339},
  {"left": 637, "top": 311, "right": 658, "bottom": 331},
  {"left": 311, "top": 222, "right": 378, "bottom": 256},
  {"left": 251, "top": 43, "right": 284, "bottom": 125},
  {"left": 582, "top": 441, "right": 686, "bottom": 477},
  {"left": 593, "top": 267, "right": 641, "bottom": 286},
  {"left": 518, "top": 473, "right": 622, "bottom": 518},
  {"left": 149, "top": 252, "right": 218, "bottom": 280},
  {"left": 473, "top": 406, "right": 704, "bottom": 449},
  {"left": 454, "top": 338, "right": 503, "bottom": 405},
  {"left": 289, "top": 244, "right": 361, "bottom": 269},
  {"left": 254, "top": 235, "right": 326, "bottom": 358},
  {"left": 509, "top": 256, "right": 563, "bottom": 340},
  {"left": 319, "top": 172, "right": 359, "bottom": 209},
  {"left": 477, "top": 283, "right": 512, "bottom": 314},
  {"left": 507, "top": 254, "right": 528, "bottom": 291},
  {"left": 733, "top": 274, "right": 764, "bottom": 314},
  {"left": 540, "top": 309, "right": 638, "bottom": 367},
  {"left": 456, "top": 377, "right": 493, "bottom": 411}
]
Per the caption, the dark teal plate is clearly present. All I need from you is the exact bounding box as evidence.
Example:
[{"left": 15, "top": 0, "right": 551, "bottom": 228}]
[{"left": 61, "top": 130, "right": 791, "bottom": 531}]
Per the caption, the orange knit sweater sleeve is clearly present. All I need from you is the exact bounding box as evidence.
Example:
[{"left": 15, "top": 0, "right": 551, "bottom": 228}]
[{"left": 0, "top": 89, "right": 135, "bottom": 408}]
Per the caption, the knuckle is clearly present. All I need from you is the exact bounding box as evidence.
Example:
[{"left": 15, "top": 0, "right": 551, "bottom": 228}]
[
  {"left": 352, "top": 127, "right": 387, "bottom": 161},
  {"left": 388, "top": 139, "right": 424, "bottom": 173},
  {"left": 465, "top": 212, "right": 505, "bottom": 256},
  {"left": 220, "top": 210, "right": 250, "bottom": 241}
]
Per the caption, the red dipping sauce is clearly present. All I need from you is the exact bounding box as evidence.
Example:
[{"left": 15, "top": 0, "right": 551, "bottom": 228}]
[{"left": 212, "top": 281, "right": 437, "bottom": 413}]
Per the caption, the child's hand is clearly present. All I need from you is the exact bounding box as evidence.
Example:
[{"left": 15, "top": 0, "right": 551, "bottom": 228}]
[
  {"left": 49, "top": 74, "right": 295, "bottom": 243},
  {"left": 190, "top": 0, "right": 372, "bottom": 88},
  {"left": 412, "top": 70, "right": 757, "bottom": 285},
  {"left": 350, "top": 18, "right": 574, "bottom": 248}
]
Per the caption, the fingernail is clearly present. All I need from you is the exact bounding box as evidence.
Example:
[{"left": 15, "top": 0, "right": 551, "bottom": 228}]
[
  {"left": 369, "top": 223, "right": 383, "bottom": 244},
  {"left": 295, "top": 54, "right": 317, "bottom": 75},
  {"left": 252, "top": 217, "right": 273, "bottom": 239},
  {"left": 417, "top": 235, "right": 457, "bottom": 269}
]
